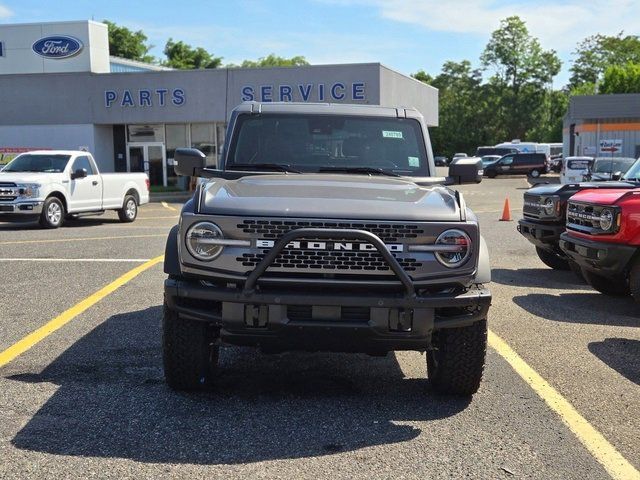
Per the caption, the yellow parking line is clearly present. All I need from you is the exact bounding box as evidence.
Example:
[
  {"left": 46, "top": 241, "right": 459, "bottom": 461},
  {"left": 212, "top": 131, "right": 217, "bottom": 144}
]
[
  {"left": 0, "top": 234, "right": 166, "bottom": 245},
  {"left": 161, "top": 201, "right": 178, "bottom": 212},
  {"left": 489, "top": 330, "right": 640, "bottom": 480},
  {"left": 136, "top": 216, "right": 179, "bottom": 220},
  {"left": 0, "top": 255, "right": 164, "bottom": 368}
]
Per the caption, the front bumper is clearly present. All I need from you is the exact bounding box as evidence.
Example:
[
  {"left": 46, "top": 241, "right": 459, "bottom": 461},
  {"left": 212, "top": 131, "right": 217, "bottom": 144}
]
[
  {"left": 165, "top": 277, "right": 491, "bottom": 353},
  {"left": 517, "top": 218, "right": 565, "bottom": 251},
  {"left": 559, "top": 233, "right": 637, "bottom": 277},
  {"left": 0, "top": 200, "right": 44, "bottom": 216}
]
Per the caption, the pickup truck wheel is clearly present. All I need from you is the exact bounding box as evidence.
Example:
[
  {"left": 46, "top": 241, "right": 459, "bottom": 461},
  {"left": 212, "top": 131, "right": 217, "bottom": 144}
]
[
  {"left": 535, "top": 247, "right": 569, "bottom": 270},
  {"left": 162, "top": 302, "right": 219, "bottom": 391},
  {"left": 583, "top": 270, "right": 630, "bottom": 296},
  {"left": 39, "top": 197, "right": 64, "bottom": 228},
  {"left": 427, "top": 319, "right": 487, "bottom": 396},
  {"left": 118, "top": 195, "right": 137, "bottom": 222},
  {"left": 628, "top": 257, "right": 640, "bottom": 303}
]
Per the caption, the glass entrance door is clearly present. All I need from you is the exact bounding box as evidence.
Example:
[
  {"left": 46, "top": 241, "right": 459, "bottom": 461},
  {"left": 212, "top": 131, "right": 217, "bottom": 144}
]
[{"left": 127, "top": 143, "right": 167, "bottom": 187}]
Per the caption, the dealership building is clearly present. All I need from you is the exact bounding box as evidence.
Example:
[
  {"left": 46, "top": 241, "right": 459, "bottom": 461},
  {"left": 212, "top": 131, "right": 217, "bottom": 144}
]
[
  {"left": 0, "top": 20, "right": 438, "bottom": 189},
  {"left": 564, "top": 94, "right": 640, "bottom": 159}
]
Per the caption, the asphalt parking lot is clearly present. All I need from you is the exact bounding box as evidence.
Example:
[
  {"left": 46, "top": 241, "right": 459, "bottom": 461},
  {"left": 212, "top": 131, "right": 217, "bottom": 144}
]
[{"left": 0, "top": 179, "right": 638, "bottom": 480}]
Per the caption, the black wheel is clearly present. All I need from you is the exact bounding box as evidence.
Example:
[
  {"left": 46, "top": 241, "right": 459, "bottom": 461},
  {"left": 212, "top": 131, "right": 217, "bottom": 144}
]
[
  {"left": 628, "top": 257, "right": 640, "bottom": 304},
  {"left": 567, "top": 260, "right": 586, "bottom": 282},
  {"left": 162, "top": 302, "right": 219, "bottom": 391},
  {"left": 583, "top": 270, "right": 630, "bottom": 296},
  {"left": 39, "top": 196, "right": 65, "bottom": 228},
  {"left": 118, "top": 195, "right": 138, "bottom": 222},
  {"left": 535, "top": 247, "right": 569, "bottom": 270},
  {"left": 487, "top": 170, "right": 497, "bottom": 178},
  {"left": 530, "top": 169, "right": 541, "bottom": 178},
  {"left": 427, "top": 319, "right": 487, "bottom": 396}
]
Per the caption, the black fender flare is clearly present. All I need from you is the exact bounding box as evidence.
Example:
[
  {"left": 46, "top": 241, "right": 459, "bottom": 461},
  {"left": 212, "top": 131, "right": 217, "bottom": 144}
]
[{"left": 164, "top": 224, "right": 181, "bottom": 276}]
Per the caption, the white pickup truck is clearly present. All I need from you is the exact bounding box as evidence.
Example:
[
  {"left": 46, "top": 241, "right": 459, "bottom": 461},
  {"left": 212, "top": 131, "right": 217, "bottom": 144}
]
[{"left": 0, "top": 150, "right": 149, "bottom": 228}]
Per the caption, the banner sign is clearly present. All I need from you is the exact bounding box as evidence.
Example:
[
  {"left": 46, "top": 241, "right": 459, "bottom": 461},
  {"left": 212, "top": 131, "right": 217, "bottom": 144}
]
[{"left": 599, "top": 139, "right": 623, "bottom": 154}]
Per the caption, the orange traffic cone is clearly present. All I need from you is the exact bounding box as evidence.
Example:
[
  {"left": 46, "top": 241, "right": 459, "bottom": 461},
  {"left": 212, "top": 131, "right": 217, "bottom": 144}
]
[{"left": 499, "top": 197, "right": 512, "bottom": 221}]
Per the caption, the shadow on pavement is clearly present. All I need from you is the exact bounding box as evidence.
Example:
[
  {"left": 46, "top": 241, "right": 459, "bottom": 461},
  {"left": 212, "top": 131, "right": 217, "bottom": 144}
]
[
  {"left": 512, "top": 293, "right": 640, "bottom": 326},
  {"left": 588, "top": 338, "right": 640, "bottom": 386},
  {"left": 8, "top": 306, "right": 469, "bottom": 465},
  {"left": 492, "top": 268, "right": 589, "bottom": 290}
]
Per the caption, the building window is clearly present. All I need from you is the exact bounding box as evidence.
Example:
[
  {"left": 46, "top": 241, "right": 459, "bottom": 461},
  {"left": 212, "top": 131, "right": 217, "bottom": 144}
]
[
  {"left": 165, "top": 124, "right": 188, "bottom": 188},
  {"left": 191, "top": 123, "right": 217, "bottom": 167},
  {"left": 127, "top": 124, "right": 165, "bottom": 142}
]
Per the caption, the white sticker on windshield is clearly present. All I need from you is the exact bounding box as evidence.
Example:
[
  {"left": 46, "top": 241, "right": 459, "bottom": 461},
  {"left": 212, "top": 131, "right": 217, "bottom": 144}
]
[
  {"left": 382, "top": 130, "right": 403, "bottom": 139},
  {"left": 408, "top": 156, "right": 420, "bottom": 167}
]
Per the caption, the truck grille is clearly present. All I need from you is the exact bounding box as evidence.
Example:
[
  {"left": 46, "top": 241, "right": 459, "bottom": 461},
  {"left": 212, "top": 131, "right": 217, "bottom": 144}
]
[
  {"left": 237, "top": 249, "right": 423, "bottom": 271},
  {"left": 237, "top": 220, "right": 424, "bottom": 242},
  {"left": 0, "top": 183, "right": 18, "bottom": 202},
  {"left": 523, "top": 193, "right": 542, "bottom": 218},
  {"left": 566, "top": 202, "right": 609, "bottom": 234}
]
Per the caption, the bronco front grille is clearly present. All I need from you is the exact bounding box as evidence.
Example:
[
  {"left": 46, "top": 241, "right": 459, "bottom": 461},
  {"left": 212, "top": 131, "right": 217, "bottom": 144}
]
[
  {"left": 237, "top": 249, "right": 423, "bottom": 271},
  {"left": 237, "top": 220, "right": 424, "bottom": 242},
  {"left": 523, "top": 194, "right": 542, "bottom": 218},
  {"left": 566, "top": 202, "right": 614, "bottom": 234}
]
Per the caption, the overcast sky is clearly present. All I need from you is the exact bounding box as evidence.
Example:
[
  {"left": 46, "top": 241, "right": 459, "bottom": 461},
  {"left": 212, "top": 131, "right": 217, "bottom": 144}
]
[{"left": 2, "top": 0, "right": 638, "bottom": 87}]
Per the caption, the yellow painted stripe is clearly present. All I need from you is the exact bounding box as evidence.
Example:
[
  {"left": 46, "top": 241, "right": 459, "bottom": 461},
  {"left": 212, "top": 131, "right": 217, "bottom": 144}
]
[
  {"left": 489, "top": 330, "right": 640, "bottom": 480},
  {"left": 161, "top": 201, "right": 178, "bottom": 212},
  {"left": 0, "top": 234, "right": 166, "bottom": 246},
  {"left": 136, "top": 216, "right": 179, "bottom": 220},
  {"left": 0, "top": 255, "right": 164, "bottom": 368}
]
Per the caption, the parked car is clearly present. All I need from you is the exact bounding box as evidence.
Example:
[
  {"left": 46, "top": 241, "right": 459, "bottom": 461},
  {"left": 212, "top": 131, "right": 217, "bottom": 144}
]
[
  {"left": 518, "top": 158, "right": 640, "bottom": 272},
  {"left": 481, "top": 155, "right": 501, "bottom": 168},
  {"left": 560, "top": 156, "right": 593, "bottom": 184},
  {"left": 434, "top": 155, "right": 449, "bottom": 166},
  {"left": 0, "top": 150, "right": 149, "bottom": 228},
  {"left": 475, "top": 146, "right": 518, "bottom": 157},
  {"left": 584, "top": 157, "right": 636, "bottom": 182},
  {"left": 483, "top": 152, "right": 547, "bottom": 178},
  {"left": 162, "top": 101, "right": 490, "bottom": 396},
  {"left": 560, "top": 188, "right": 640, "bottom": 302},
  {"left": 452, "top": 153, "right": 468, "bottom": 160},
  {"left": 548, "top": 154, "right": 562, "bottom": 173}
]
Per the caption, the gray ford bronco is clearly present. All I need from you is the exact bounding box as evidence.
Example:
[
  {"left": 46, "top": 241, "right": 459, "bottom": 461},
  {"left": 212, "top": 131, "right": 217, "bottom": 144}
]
[{"left": 163, "top": 102, "right": 491, "bottom": 396}]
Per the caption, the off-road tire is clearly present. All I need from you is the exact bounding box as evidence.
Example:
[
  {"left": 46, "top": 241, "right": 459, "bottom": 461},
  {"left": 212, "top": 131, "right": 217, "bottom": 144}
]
[
  {"left": 628, "top": 257, "right": 640, "bottom": 304},
  {"left": 530, "top": 169, "right": 541, "bottom": 178},
  {"left": 39, "top": 196, "right": 65, "bottom": 229},
  {"left": 118, "top": 195, "right": 138, "bottom": 223},
  {"left": 427, "top": 319, "right": 487, "bottom": 396},
  {"left": 567, "top": 259, "right": 585, "bottom": 282},
  {"left": 583, "top": 270, "right": 630, "bottom": 297},
  {"left": 535, "top": 247, "right": 569, "bottom": 270},
  {"left": 163, "top": 302, "right": 219, "bottom": 391}
]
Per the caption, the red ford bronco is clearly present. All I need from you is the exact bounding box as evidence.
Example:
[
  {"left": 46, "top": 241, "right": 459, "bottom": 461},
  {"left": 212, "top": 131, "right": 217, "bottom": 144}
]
[{"left": 559, "top": 188, "right": 640, "bottom": 302}]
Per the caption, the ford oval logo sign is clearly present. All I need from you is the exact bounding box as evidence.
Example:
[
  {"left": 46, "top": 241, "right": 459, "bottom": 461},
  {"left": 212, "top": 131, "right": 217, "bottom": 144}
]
[{"left": 32, "top": 35, "right": 83, "bottom": 59}]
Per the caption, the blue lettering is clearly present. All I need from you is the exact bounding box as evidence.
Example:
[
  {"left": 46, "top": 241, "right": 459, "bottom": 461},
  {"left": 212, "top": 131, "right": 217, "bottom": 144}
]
[
  {"left": 241, "top": 86, "right": 254, "bottom": 101},
  {"left": 331, "top": 82, "right": 345, "bottom": 100},
  {"left": 352, "top": 82, "right": 365, "bottom": 100},
  {"left": 260, "top": 85, "right": 273, "bottom": 102},
  {"left": 121, "top": 90, "right": 134, "bottom": 107},
  {"left": 139, "top": 90, "right": 152, "bottom": 107},
  {"left": 156, "top": 88, "right": 168, "bottom": 106},
  {"left": 105, "top": 90, "right": 117, "bottom": 108},
  {"left": 299, "top": 84, "right": 312, "bottom": 101},
  {"left": 318, "top": 84, "right": 325, "bottom": 101},
  {"left": 279, "top": 85, "right": 292, "bottom": 102},
  {"left": 172, "top": 88, "right": 185, "bottom": 106}
]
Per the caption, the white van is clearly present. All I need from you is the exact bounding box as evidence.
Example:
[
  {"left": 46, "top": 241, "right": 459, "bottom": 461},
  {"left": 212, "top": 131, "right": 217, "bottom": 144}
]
[
  {"left": 560, "top": 156, "right": 593, "bottom": 184},
  {"left": 495, "top": 141, "right": 551, "bottom": 158}
]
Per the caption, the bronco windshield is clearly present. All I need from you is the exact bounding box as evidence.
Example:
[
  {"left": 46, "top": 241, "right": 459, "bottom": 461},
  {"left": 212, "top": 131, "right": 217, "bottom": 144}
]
[
  {"left": 226, "top": 114, "right": 430, "bottom": 176},
  {"left": 622, "top": 159, "right": 640, "bottom": 180},
  {"left": 3, "top": 154, "right": 71, "bottom": 173}
]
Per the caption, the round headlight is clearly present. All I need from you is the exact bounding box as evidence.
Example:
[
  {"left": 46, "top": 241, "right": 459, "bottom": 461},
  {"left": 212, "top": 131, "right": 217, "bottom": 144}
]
[
  {"left": 599, "top": 209, "right": 614, "bottom": 231},
  {"left": 543, "top": 198, "right": 555, "bottom": 215},
  {"left": 434, "top": 229, "right": 472, "bottom": 268},
  {"left": 186, "top": 222, "right": 224, "bottom": 261}
]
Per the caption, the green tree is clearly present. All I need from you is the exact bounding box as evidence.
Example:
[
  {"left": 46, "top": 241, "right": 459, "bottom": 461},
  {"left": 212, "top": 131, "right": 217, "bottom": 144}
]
[
  {"left": 599, "top": 63, "right": 640, "bottom": 94},
  {"left": 569, "top": 33, "right": 640, "bottom": 88},
  {"left": 480, "top": 16, "right": 561, "bottom": 140},
  {"left": 103, "top": 20, "right": 154, "bottom": 63},
  {"left": 163, "top": 39, "right": 223, "bottom": 69},
  {"left": 231, "top": 54, "right": 309, "bottom": 68},
  {"left": 411, "top": 70, "right": 433, "bottom": 84}
]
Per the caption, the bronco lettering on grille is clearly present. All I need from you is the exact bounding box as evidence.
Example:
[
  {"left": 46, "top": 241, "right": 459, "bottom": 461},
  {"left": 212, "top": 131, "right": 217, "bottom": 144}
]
[{"left": 256, "top": 239, "right": 404, "bottom": 252}]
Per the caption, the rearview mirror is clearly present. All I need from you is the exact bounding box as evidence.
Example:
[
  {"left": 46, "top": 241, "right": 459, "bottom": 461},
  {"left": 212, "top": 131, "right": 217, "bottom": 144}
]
[
  {"left": 447, "top": 157, "right": 482, "bottom": 184},
  {"left": 71, "top": 168, "right": 87, "bottom": 180},
  {"left": 174, "top": 148, "right": 207, "bottom": 177}
]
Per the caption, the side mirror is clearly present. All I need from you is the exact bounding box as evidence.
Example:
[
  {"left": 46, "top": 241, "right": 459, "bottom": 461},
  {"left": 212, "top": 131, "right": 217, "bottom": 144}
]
[
  {"left": 174, "top": 148, "right": 207, "bottom": 177},
  {"left": 612, "top": 171, "right": 623, "bottom": 181},
  {"left": 71, "top": 168, "right": 87, "bottom": 179},
  {"left": 447, "top": 157, "right": 483, "bottom": 184}
]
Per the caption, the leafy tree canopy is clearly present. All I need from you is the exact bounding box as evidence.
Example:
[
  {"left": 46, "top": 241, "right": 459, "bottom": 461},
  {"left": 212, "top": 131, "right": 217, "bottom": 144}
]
[
  {"left": 599, "top": 63, "right": 640, "bottom": 94},
  {"left": 230, "top": 54, "right": 310, "bottom": 68},
  {"left": 104, "top": 20, "right": 154, "bottom": 63},
  {"left": 163, "top": 39, "right": 223, "bottom": 69}
]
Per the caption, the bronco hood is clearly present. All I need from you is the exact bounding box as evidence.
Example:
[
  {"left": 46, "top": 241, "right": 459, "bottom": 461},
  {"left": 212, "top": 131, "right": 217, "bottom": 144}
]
[
  {"left": 199, "top": 174, "right": 463, "bottom": 221},
  {"left": 570, "top": 188, "right": 639, "bottom": 205}
]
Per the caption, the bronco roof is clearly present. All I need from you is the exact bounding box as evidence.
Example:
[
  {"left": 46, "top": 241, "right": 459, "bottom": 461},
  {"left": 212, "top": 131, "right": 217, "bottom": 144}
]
[{"left": 233, "top": 101, "right": 424, "bottom": 119}]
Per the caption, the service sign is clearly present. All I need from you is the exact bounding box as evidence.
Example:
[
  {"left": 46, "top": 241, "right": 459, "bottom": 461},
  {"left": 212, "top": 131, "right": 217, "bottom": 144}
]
[
  {"left": 599, "top": 139, "right": 623, "bottom": 154},
  {"left": 32, "top": 35, "right": 83, "bottom": 59}
]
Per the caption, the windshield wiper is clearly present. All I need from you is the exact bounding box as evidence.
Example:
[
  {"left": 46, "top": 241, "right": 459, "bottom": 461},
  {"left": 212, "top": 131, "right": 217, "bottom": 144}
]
[
  {"left": 318, "top": 167, "right": 401, "bottom": 177},
  {"left": 227, "top": 163, "right": 301, "bottom": 173}
]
